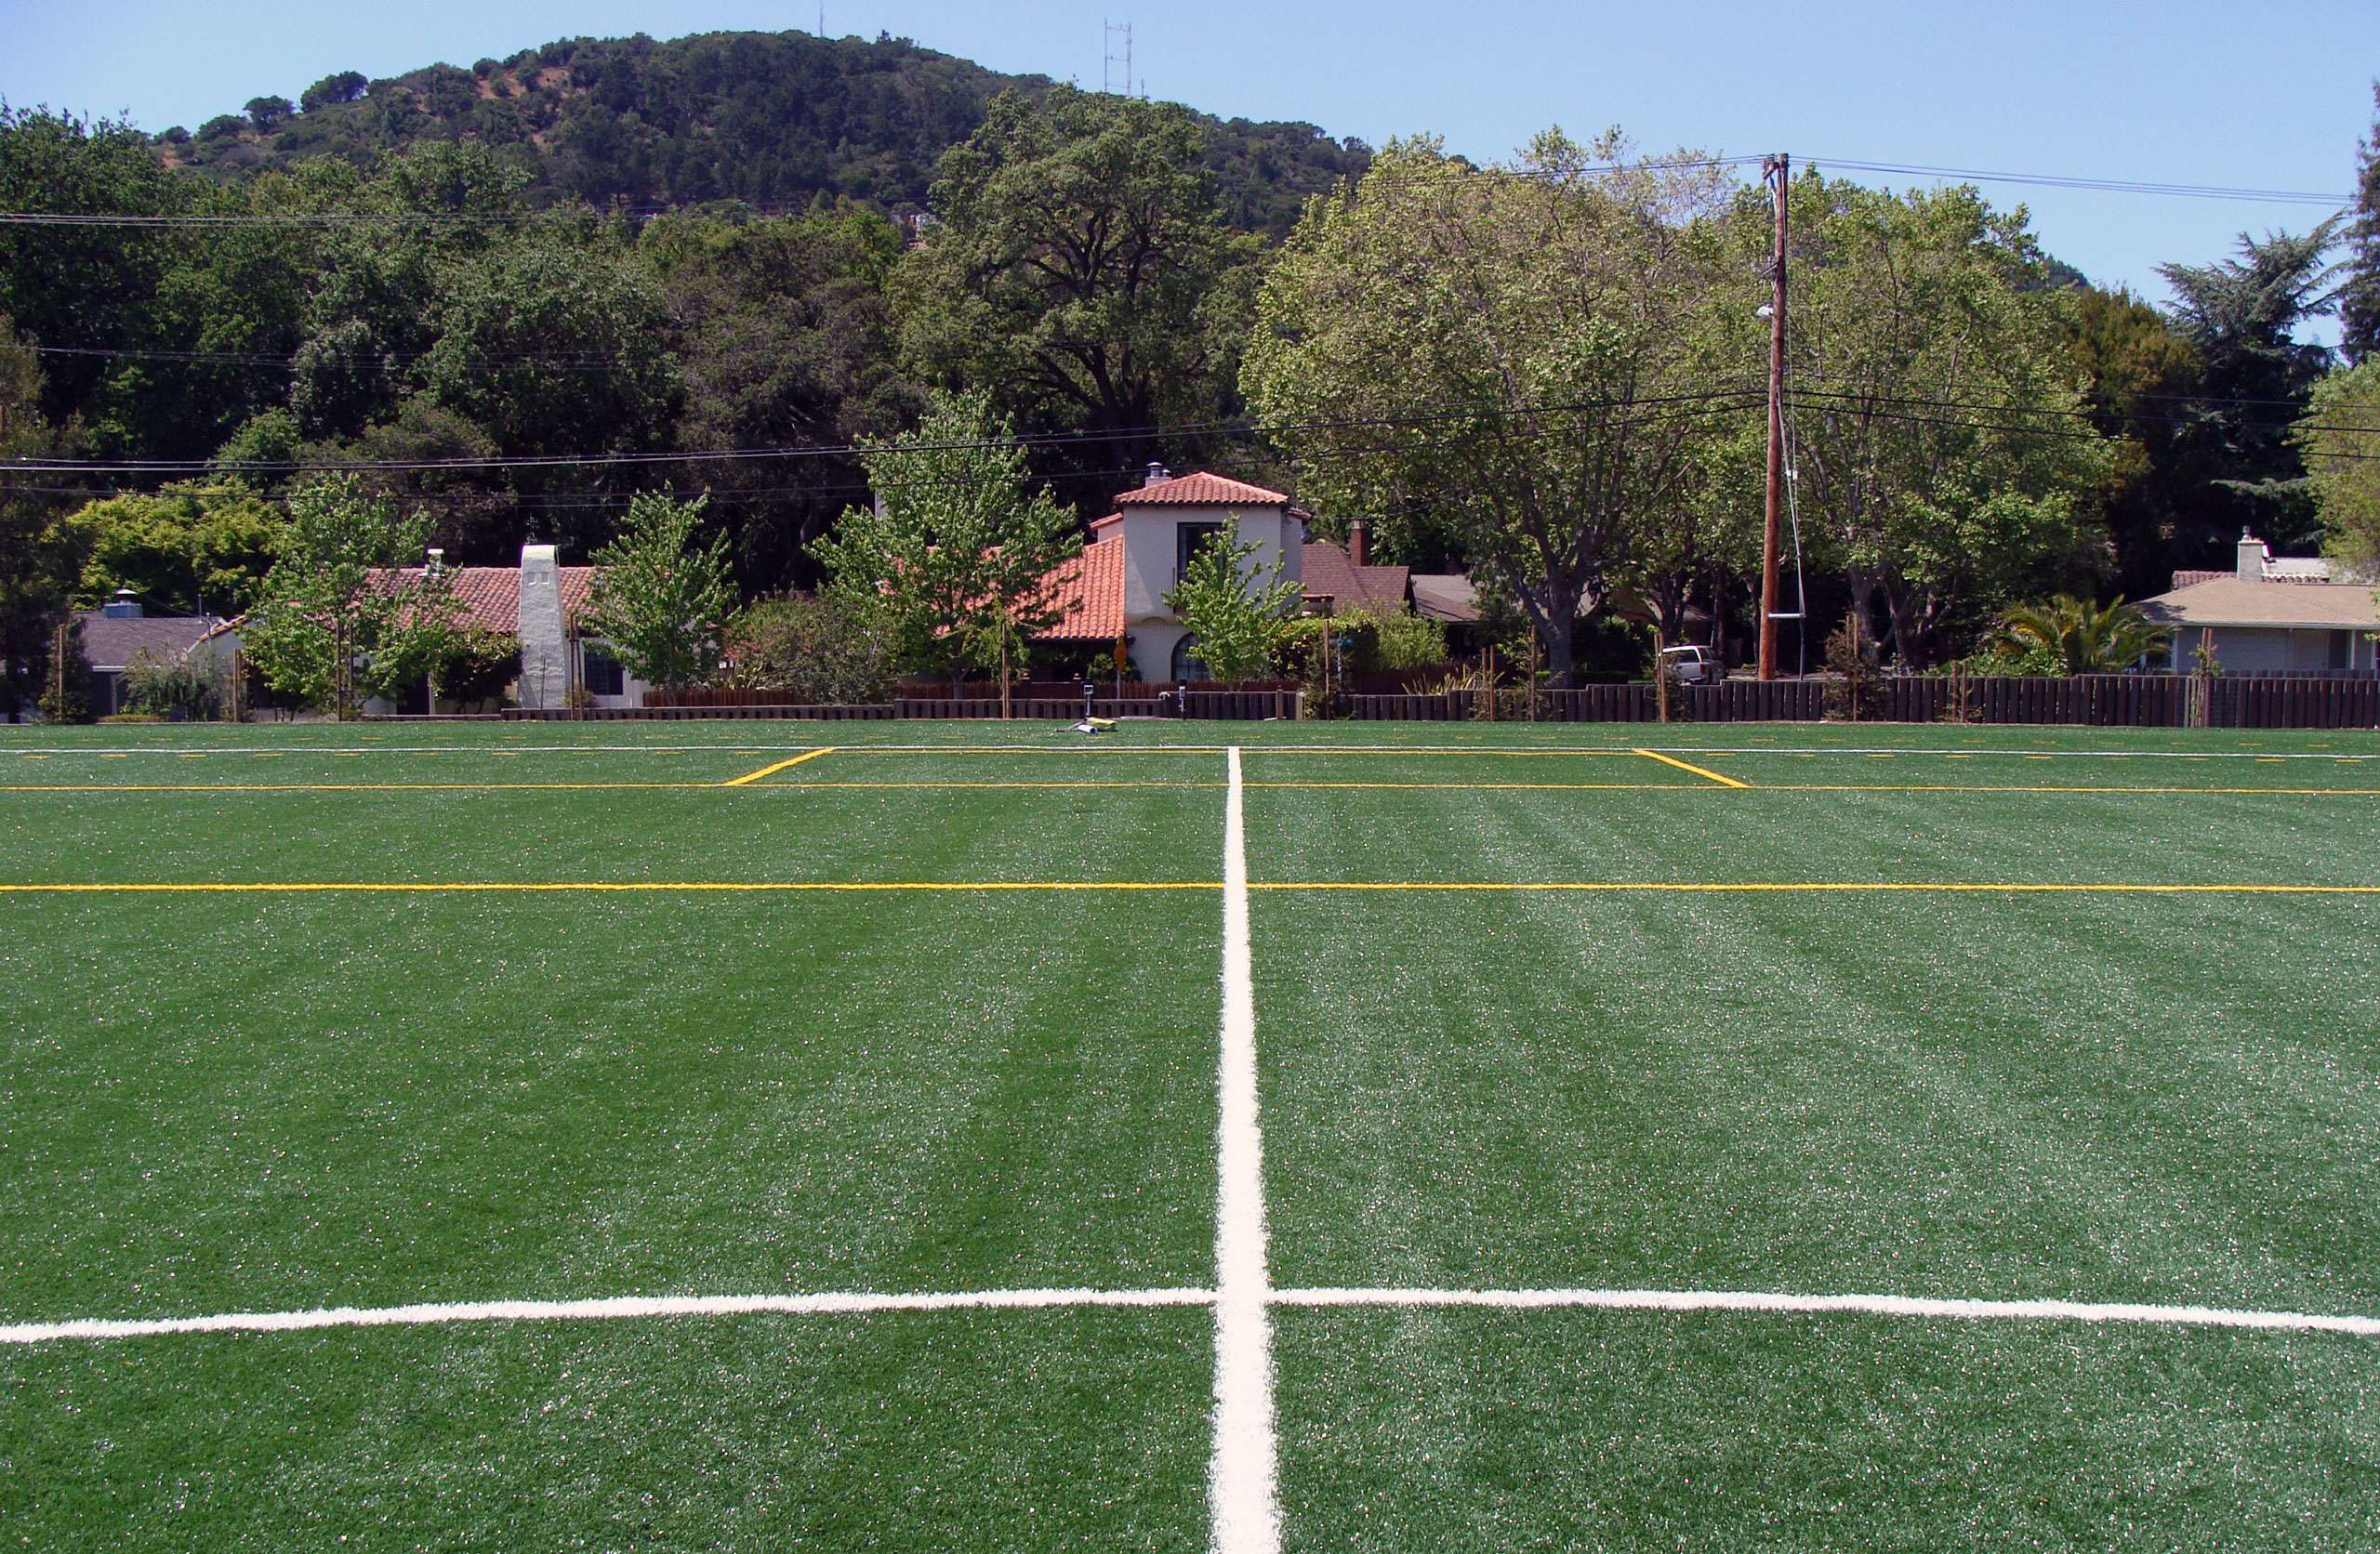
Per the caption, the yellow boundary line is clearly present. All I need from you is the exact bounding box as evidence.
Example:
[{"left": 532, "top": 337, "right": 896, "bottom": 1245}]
[
  {"left": 720, "top": 748, "right": 834, "bottom": 786},
  {"left": 1632, "top": 748, "right": 1750, "bottom": 788},
  {"left": 4, "top": 880, "right": 2373, "bottom": 896}
]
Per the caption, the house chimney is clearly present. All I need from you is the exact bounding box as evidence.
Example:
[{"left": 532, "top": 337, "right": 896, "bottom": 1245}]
[
  {"left": 425, "top": 547, "right": 445, "bottom": 579},
  {"left": 1144, "top": 462, "right": 1170, "bottom": 488},
  {"left": 517, "top": 542, "right": 566, "bottom": 710},
  {"left": 1348, "top": 518, "right": 1368, "bottom": 569},
  {"left": 102, "top": 587, "right": 142, "bottom": 619},
  {"left": 2236, "top": 529, "right": 2267, "bottom": 583}
]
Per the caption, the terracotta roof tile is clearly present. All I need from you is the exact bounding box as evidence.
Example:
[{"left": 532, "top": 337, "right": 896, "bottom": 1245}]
[
  {"left": 1032, "top": 538, "right": 1126, "bottom": 641},
  {"left": 366, "top": 566, "right": 602, "bottom": 634},
  {"left": 1114, "top": 471, "right": 1289, "bottom": 507}
]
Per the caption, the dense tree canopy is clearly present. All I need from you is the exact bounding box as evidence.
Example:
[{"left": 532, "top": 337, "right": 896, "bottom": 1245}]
[
  {"left": 1246, "top": 132, "right": 1744, "bottom": 683},
  {"left": 1754, "top": 174, "right": 2112, "bottom": 664},
  {"left": 896, "top": 86, "right": 1261, "bottom": 482}
]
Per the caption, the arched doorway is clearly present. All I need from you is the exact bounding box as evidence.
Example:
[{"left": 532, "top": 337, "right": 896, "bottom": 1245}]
[{"left": 1170, "top": 634, "right": 1209, "bottom": 682}]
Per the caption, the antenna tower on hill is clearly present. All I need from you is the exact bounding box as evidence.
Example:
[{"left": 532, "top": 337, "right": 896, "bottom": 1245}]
[{"left": 1104, "top": 20, "right": 1136, "bottom": 97}]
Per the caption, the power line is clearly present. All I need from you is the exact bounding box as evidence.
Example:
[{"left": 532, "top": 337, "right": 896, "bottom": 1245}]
[
  {"left": 1782, "top": 383, "right": 2380, "bottom": 439},
  {"left": 3, "top": 147, "right": 2351, "bottom": 229},
  {"left": 0, "top": 384, "right": 1769, "bottom": 476},
  {"left": 1806, "top": 157, "right": 2352, "bottom": 208}
]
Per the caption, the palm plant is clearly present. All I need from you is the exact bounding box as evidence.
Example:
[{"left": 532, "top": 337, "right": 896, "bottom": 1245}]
[{"left": 1989, "top": 594, "right": 2171, "bottom": 675}]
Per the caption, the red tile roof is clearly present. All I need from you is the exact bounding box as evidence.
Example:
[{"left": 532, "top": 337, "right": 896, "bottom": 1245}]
[
  {"left": 1114, "top": 471, "right": 1289, "bottom": 507},
  {"left": 367, "top": 566, "right": 602, "bottom": 634},
  {"left": 1300, "top": 542, "right": 1408, "bottom": 610},
  {"left": 1032, "top": 538, "right": 1126, "bottom": 641}
]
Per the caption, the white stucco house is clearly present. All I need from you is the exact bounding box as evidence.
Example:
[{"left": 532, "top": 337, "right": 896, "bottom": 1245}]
[
  {"left": 364, "top": 544, "right": 650, "bottom": 712},
  {"left": 1032, "top": 467, "right": 1408, "bottom": 680},
  {"left": 2142, "top": 533, "right": 2379, "bottom": 675}
]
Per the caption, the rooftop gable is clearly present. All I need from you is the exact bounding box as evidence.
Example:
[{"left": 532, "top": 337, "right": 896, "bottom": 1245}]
[{"left": 1113, "top": 471, "right": 1289, "bottom": 508}]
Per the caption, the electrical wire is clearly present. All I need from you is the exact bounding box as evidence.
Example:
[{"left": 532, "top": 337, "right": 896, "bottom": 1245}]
[{"left": 0, "top": 383, "right": 1769, "bottom": 475}]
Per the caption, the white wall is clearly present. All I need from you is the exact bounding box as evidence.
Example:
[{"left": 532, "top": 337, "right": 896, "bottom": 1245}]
[
  {"left": 2169, "top": 626, "right": 2365, "bottom": 674},
  {"left": 1113, "top": 500, "right": 1303, "bottom": 680}
]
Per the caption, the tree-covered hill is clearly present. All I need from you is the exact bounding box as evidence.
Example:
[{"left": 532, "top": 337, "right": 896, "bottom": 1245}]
[{"left": 163, "top": 28, "right": 1372, "bottom": 235}]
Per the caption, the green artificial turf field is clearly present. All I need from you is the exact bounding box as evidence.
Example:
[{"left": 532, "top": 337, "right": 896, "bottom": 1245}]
[{"left": 3, "top": 718, "right": 2377, "bottom": 1549}]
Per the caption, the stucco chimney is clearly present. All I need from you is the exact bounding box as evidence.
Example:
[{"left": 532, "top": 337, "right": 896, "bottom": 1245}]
[
  {"left": 517, "top": 543, "right": 567, "bottom": 710},
  {"left": 1144, "top": 462, "right": 1170, "bottom": 488},
  {"left": 1348, "top": 518, "right": 1368, "bottom": 569},
  {"left": 2236, "top": 529, "right": 2267, "bottom": 583}
]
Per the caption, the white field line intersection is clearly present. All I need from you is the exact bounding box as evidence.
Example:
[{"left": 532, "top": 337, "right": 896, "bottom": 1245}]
[{"left": 9, "top": 1284, "right": 2374, "bottom": 1349}]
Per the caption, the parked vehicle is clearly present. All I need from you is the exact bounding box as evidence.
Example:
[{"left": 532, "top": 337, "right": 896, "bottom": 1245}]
[{"left": 1659, "top": 644, "right": 1722, "bottom": 684}]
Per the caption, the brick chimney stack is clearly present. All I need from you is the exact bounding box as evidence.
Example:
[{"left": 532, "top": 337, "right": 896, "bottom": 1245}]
[{"left": 1348, "top": 518, "right": 1368, "bottom": 568}]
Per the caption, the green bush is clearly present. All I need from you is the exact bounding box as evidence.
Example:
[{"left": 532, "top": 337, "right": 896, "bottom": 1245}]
[
  {"left": 728, "top": 592, "right": 897, "bottom": 704},
  {"left": 431, "top": 627, "right": 521, "bottom": 710},
  {"left": 124, "top": 647, "right": 229, "bottom": 720}
]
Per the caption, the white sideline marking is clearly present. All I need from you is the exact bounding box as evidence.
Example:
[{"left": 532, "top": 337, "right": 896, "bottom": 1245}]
[
  {"left": 13, "top": 1282, "right": 2374, "bottom": 1350},
  {"left": 0, "top": 1287, "right": 1214, "bottom": 1346},
  {"left": 1210, "top": 746, "right": 1280, "bottom": 1554},
  {"left": 1276, "top": 1287, "right": 2380, "bottom": 1336}
]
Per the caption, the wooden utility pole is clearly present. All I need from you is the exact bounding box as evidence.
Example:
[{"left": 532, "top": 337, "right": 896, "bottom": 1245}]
[{"left": 1757, "top": 152, "right": 1790, "bottom": 681}]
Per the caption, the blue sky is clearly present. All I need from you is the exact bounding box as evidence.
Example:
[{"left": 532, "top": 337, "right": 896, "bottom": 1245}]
[{"left": 6, "top": 0, "right": 2371, "bottom": 324}]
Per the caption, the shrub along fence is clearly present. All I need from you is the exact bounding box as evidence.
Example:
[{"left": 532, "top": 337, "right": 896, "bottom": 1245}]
[{"left": 489, "top": 673, "right": 2380, "bottom": 728}]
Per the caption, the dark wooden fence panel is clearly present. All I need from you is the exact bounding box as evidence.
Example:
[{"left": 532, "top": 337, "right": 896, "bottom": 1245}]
[{"left": 531, "top": 674, "right": 2378, "bottom": 727}]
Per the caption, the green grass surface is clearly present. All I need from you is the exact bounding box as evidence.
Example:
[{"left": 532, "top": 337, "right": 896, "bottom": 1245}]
[
  {"left": 1275, "top": 1309, "right": 2380, "bottom": 1551},
  {"left": 2, "top": 1309, "right": 1212, "bottom": 1550},
  {"left": 1, "top": 894, "right": 1216, "bottom": 1321},
  {"left": 1253, "top": 893, "right": 2380, "bottom": 1309},
  {"left": 3, "top": 717, "right": 2375, "bottom": 1548}
]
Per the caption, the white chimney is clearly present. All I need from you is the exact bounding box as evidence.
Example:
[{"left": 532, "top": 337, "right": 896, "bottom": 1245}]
[
  {"left": 517, "top": 543, "right": 566, "bottom": 710},
  {"left": 2236, "top": 529, "right": 2267, "bottom": 583},
  {"left": 1144, "top": 462, "right": 1170, "bottom": 488}
]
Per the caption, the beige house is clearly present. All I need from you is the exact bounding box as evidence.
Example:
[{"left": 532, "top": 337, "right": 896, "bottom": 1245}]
[
  {"left": 1034, "top": 468, "right": 1408, "bottom": 681},
  {"left": 2142, "top": 533, "right": 2379, "bottom": 675}
]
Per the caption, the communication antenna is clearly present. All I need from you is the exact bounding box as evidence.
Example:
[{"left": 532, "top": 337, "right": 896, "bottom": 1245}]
[{"left": 1104, "top": 20, "right": 1133, "bottom": 96}]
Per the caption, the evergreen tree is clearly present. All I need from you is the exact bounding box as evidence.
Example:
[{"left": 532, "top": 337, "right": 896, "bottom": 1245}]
[
  {"left": 2157, "top": 222, "right": 2342, "bottom": 556},
  {"left": 2339, "top": 83, "right": 2380, "bottom": 365}
]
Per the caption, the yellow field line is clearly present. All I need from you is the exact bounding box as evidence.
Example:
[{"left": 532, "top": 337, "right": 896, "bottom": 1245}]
[
  {"left": 0, "top": 880, "right": 1223, "bottom": 894},
  {"left": 720, "top": 748, "right": 834, "bottom": 786},
  {"left": 1632, "top": 748, "right": 1751, "bottom": 788}
]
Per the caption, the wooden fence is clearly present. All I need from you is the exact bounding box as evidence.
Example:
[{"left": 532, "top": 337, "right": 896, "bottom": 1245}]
[
  {"left": 1343, "top": 674, "right": 2378, "bottom": 729},
  {"left": 496, "top": 673, "right": 2379, "bottom": 728}
]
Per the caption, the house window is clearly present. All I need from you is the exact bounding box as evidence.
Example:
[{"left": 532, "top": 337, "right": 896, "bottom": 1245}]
[
  {"left": 1175, "top": 522, "right": 1223, "bottom": 586},
  {"left": 1170, "top": 634, "right": 1209, "bottom": 682},
  {"left": 581, "top": 645, "right": 626, "bottom": 697},
  {"left": 2330, "top": 630, "right": 2352, "bottom": 671}
]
